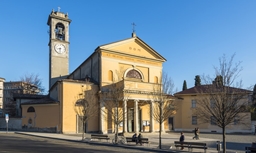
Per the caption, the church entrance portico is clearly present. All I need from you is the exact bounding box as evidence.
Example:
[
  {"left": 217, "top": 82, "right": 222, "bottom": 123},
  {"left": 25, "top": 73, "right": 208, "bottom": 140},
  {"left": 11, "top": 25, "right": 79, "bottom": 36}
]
[{"left": 122, "top": 99, "right": 154, "bottom": 133}]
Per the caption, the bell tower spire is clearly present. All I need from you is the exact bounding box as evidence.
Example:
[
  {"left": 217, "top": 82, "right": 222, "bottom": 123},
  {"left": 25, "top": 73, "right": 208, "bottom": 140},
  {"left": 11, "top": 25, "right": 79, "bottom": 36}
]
[{"left": 47, "top": 8, "right": 72, "bottom": 89}]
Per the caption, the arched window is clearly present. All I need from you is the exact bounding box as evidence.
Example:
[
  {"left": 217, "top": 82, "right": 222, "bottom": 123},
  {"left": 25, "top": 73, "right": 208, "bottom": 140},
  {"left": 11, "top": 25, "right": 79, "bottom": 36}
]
[
  {"left": 108, "top": 70, "right": 113, "bottom": 81},
  {"left": 154, "top": 76, "right": 158, "bottom": 83},
  {"left": 55, "top": 23, "right": 65, "bottom": 40},
  {"left": 126, "top": 69, "right": 142, "bottom": 79},
  {"left": 27, "top": 106, "right": 35, "bottom": 113}
]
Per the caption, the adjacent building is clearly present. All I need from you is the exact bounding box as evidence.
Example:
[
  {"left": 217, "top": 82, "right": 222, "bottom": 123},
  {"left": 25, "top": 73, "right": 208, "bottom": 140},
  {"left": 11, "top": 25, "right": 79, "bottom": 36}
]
[
  {"left": 174, "top": 84, "right": 252, "bottom": 133},
  {"left": 0, "top": 77, "right": 5, "bottom": 116},
  {"left": 4, "top": 81, "right": 39, "bottom": 117}
]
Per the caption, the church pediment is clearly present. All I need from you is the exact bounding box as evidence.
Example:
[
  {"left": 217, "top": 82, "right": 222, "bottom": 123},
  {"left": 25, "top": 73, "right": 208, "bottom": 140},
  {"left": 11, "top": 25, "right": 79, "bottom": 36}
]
[{"left": 98, "top": 36, "right": 166, "bottom": 62}]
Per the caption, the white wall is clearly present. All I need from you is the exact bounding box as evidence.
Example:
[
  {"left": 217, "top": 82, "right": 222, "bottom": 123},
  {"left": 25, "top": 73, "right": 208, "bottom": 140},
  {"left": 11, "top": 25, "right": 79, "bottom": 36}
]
[{"left": 0, "top": 117, "right": 22, "bottom": 129}]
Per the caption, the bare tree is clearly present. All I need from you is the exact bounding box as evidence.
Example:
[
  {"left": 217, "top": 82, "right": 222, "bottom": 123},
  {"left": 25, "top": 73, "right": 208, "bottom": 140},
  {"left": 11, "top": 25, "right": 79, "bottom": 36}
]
[
  {"left": 4, "top": 81, "right": 41, "bottom": 117},
  {"left": 5, "top": 98, "right": 16, "bottom": 117},
  {"left": 150, "top": 72, "right": 177, "bottom": 149},
  {"left": 101, "top": 82, "right": 129, "bottom": 143},
  {"left": 251, "top": 84, "right": 256, "bottom": 120},
  {"left": 20, "top": 73, "right": 45, "bottom": 94},
  {"left": 101, "top": 68, "right": 130, "bottom": 144},
  {"left": 194, "top": 54, "right": 251, "bottom": 153},
  {"left": 74, "top": 81, "right": 99, "bottom": 140}
]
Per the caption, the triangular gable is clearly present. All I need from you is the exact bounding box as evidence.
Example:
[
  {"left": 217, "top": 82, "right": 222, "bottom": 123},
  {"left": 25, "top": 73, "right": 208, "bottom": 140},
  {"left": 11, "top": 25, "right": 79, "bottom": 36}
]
[{"left": 98, "top": 36, "right": 166, "bottom": 61}]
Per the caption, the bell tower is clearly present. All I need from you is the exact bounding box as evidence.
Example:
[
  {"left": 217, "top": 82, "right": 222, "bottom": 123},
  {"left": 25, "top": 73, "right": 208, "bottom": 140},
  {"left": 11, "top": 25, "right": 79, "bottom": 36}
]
[{"left": 47, "top": 8, "right": 71, "bottom": 89}]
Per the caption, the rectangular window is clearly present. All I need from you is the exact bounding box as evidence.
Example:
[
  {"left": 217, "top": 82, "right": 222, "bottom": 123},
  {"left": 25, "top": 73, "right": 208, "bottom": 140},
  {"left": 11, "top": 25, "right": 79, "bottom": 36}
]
[
  {"left": 210, "top": 99, "right": 215, "bottom": 108},
  {"left": 191, "top": 100, "right": 196, "bottom": 108},
  {"left": 211, "top": 116, "right": 216, "bottom": 125},
  {"left": 192, "top": 116, "right": 197, "bottom": 125},
  {"left": 234, "top": 117, "right": 239, "bottom": 125}
]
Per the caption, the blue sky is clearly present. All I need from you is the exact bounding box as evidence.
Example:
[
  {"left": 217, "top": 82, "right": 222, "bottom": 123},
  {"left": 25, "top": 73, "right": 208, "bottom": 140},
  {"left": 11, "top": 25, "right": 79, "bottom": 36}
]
[{"left": 1, "top": 0, "right": 256, "bottom": 93}]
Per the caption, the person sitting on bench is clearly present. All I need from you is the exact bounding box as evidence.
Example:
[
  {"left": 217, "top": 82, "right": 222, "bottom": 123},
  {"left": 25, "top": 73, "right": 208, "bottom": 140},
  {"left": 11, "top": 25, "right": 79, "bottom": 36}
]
[
  {"left": 137, "top": 133, "right": 143, "bottom": 145},
  {"left": 132, "top": 133, "right": 137, "bottom": 143}
]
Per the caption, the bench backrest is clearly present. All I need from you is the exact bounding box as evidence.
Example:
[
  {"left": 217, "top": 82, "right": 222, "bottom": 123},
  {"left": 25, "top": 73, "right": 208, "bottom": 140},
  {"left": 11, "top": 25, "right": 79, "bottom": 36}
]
[
  {"left": 188, "top": 142, "right": 207, "bottom": 146},
  {"left": 174, "top": 141, "right": 206, "bottom": 146},
  {"left": 174, "top": 141, "right": 191, "bottom": 145},
  {"left": 91, "top": 134, "right": 108, "bottom": 138},
  {"left": 245, "top": 147, "right": 256, "bottom": 151},
  {"left": 140, "top": 138, "right": 148, "bottom": 142}
]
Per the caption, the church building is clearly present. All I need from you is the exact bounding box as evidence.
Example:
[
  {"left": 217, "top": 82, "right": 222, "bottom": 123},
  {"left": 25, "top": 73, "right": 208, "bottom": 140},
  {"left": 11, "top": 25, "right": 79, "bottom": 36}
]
[{"left": 21, "top": 10, "right": 173, "bottom": 134}]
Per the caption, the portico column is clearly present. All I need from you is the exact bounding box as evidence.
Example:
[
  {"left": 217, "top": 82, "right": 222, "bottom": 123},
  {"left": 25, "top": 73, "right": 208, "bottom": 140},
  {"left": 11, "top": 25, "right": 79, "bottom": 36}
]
[
  {"left": 99, "top": 100, "right": 106, "bottom": 134},
  {"left": 150, "top": 101, "right": 155, "bottom": 132},
  {"left": 123, "top": 99, "right": 127, "bottom": 133},
  {"left": 134, "top": 99, "right": 139, "bottom": 133}
]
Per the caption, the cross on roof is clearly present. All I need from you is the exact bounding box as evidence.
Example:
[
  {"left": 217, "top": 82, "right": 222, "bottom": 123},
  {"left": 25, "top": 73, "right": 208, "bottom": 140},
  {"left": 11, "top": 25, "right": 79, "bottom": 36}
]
[{"left": 131, "top": 22, "right": 136, "bottom": 33}]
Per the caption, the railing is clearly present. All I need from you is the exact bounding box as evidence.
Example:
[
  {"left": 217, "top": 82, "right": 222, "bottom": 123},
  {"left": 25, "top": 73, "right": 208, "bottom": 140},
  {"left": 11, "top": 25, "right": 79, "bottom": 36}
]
[
  {"left": 102, "top": 80, "right": 162, "bottom": 95},
  {"left": 121, "top": 80, "right": 158, "bottom": 93}
]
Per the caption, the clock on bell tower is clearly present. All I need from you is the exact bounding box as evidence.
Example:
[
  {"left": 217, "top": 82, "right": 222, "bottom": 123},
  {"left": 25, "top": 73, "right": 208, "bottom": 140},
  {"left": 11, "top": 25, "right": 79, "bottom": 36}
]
[{"left": 47, "top": 8, "right": 71, "bottom": 89}]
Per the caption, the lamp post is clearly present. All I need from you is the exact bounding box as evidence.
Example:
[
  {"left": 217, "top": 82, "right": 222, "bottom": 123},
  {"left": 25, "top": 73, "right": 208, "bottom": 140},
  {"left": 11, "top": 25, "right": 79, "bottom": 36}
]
[{"left": 5, "top": 114, "right": 9, "bottom": 133}]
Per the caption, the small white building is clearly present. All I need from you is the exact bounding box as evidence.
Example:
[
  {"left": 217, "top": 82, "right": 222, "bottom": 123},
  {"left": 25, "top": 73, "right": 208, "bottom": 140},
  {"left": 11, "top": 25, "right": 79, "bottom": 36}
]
[{"left": 0, "top": 77, "right": 5, "bottom": 116}]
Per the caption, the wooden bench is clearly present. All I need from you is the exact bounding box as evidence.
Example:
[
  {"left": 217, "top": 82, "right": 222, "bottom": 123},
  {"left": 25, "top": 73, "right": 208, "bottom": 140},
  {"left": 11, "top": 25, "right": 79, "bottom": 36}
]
[
  {"left": 126, "top": 137, "right": 150, "bottom": 146},
  {"left": 139, "top": 138, "right": 150, "bottom": 146},
  {"left": 174, "top": 141, "right": 191, "bottom": 150},
  {"left": 91, "top": 134, "right": 110, "bottom": 142},
  {"left": 126, "top": 137, "right": 134, "bottom": 143},
  {"left": 245, "top": 147, "right": 256, "bottom": 153},
  {"left": 174, "top": 141, "right": 207, "bottom": 152}
]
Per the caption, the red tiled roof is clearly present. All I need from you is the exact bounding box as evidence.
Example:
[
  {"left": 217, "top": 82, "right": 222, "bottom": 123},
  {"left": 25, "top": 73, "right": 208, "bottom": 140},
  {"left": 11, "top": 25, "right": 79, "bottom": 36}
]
[
  {"left": 21, "top": 96, "right": 58, "bottom": 105},
  {"left": 175, "top": 85, "right": 251, "bottom": 95}
]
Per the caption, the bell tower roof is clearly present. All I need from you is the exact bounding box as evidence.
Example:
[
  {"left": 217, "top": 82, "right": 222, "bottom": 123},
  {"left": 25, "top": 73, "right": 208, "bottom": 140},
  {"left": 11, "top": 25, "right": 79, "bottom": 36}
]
[{"left": 47, "top": 8, "right": 71, "bottom": 25}]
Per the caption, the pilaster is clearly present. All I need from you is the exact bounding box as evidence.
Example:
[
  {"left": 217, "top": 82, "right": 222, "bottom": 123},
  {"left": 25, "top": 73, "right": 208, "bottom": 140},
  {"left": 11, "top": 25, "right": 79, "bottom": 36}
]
[{"left": 123, "top": 99, "right": 127, "bottom": 133}]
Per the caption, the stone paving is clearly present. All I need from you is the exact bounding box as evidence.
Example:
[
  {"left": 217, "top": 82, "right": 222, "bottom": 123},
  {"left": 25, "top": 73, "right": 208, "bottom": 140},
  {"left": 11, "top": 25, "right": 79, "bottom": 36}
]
[{"left": 11, "top": 131, "right": 256, "bottom": 153}]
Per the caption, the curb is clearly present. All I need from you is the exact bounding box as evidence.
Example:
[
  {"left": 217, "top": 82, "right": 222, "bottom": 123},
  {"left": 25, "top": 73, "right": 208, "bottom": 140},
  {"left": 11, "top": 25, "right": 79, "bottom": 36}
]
[{"left": 15, "top": 132, "right": 177, "bottom": 153}]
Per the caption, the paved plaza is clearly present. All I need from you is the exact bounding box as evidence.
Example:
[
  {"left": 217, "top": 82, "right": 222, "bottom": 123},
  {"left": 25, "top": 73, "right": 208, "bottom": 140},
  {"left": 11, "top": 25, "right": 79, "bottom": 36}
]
[{"left": 1, "top": 131, "right": 255, "bottom": 153}]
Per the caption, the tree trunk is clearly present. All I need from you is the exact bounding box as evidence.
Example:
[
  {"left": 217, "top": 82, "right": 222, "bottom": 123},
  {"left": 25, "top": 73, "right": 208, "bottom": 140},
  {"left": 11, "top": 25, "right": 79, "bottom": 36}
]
[
  {"left": 115, "top": 125, "right": 118, "bottom": 144},
  {"left": 222, "top": 127, "right": 226, "bottom": 153},
  {"left": 82, "top": 120, "right": 85, "bottom": 140},
  {"left": 159, "top": 121, "right": 162, "bottom": 149},
  {"left": 115, "top": 107, "right": 118, "bottom": 144},
  {"left": 159, "top": 102, "right": 163, "bottom": 149}
]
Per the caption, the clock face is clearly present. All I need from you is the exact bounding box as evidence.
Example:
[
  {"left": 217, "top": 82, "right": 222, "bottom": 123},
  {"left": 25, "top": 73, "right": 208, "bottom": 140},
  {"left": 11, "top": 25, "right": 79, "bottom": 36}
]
[{"left": 54, "top": 43, "right": 66, "bottom": 54}]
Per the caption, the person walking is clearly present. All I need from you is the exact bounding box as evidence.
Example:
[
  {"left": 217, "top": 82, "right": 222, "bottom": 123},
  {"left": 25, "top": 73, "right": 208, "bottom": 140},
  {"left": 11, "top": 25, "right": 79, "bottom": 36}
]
[
  {"left": 179, "top": 132, "right": 185, "bottom": 150},
  {"left": 196, "top": 127, "right": 200, "bottom": 140},
  {"left": 193, "top": 128, "right": 198, "bottom": 139}
]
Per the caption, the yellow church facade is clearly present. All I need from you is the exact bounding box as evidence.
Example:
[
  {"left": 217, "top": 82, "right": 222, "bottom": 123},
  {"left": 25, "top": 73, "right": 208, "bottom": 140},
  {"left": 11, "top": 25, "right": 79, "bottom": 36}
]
[{"left": 21, "top": 10, "right": 175, "bottom": 134}]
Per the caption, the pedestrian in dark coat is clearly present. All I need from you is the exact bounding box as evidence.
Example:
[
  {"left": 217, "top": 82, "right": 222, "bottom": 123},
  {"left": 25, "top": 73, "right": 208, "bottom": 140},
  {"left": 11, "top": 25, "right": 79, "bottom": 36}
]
[
  {"left": 179, "top": 132, "right": 185, "bottom": 150},
  {"left": 138, "top": 133, "right": 143, "bottom": 145},
  {"left": 132, "top": 133, "right": 137, "bottom": 143},
  {"left": 193, "top": 128, "right": 197, "bottom": 139}
]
